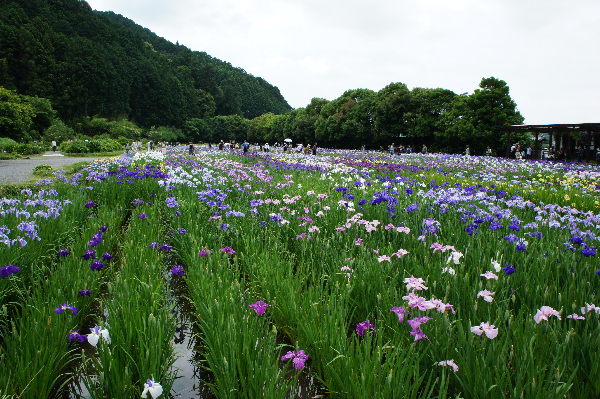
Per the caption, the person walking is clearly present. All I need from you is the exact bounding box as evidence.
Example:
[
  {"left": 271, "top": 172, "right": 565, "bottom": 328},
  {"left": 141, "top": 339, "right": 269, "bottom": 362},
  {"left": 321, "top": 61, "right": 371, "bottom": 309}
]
[
  {"left": 312, "top": 143, "right": 317, "bottom": 156},
  {"left": 389, "top": 143, "right": 395, "bottom": 155},
  {"left": 465, "top": 145, "right": 470, "bottom": 156},
  {"left": 526, "top": 145, "right": 532, "bottom": 160},
  {"left": 486, "top": 146, "right": 492, "bottom": 156},
  {"left": 421, "top": 144, "right": 428, "bottom": 154},
  {"left": 51, "top": 140, "right": 57, "bottom": 152},
  {"left": 188, "top": 141, "right": 194, "bottom": 156}
]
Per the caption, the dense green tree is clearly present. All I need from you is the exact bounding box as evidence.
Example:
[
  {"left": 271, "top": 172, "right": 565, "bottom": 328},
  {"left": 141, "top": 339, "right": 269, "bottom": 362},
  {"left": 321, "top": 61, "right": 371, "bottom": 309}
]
[
  {"left": 372, "top": 82, "right": 414, "bottom": 147},
  {"left": 43, "top": 118, "right": 74, "bottom": 144},
  {"left": 405, "top": 87, "right": 456, "bottom": 140},
  {"left": 212, "top": 115, "right": 249, "bottom": 143},
  {"left": 0, "top": 86, "right": 35, "bottom": 141},
  {"left": 24, "top": 95, "right": 56, "bottom": 137},
  {"left": 441, "top": 77, "right": 524, "bottom": 154},
  {"left": 248, "top": 112, "right": 276, "bottom": 143},
  {"left": 315, "top": 89, "right": 376, "bottom": 148},
  {"left": 183, "top": 118, "right": 214, "bottom": 143}
]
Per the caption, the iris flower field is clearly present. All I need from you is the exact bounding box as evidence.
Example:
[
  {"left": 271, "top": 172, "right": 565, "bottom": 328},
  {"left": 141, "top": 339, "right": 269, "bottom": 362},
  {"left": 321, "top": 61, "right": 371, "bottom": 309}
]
[{"left": 1, "top": 147, "right": 600, "bottom": 398}]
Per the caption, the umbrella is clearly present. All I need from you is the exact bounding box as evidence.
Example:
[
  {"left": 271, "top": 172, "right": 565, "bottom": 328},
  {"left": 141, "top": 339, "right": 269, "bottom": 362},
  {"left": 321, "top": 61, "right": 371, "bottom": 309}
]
[{"left": 284, "top": 138, "right": 292, "bottom": 143}]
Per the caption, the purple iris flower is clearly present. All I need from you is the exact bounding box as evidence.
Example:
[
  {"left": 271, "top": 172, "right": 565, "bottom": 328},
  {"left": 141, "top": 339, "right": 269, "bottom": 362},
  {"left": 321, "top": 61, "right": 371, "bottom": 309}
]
[
  {"left": 0, "top": 264, "right": 20, "bottom": 278},
  {"left": 68, "top": 329, "right": 87, "bottom": 344},
  {"left": 78, "top": 288, "right": 92, "bottom": 296},
  {"left": 503, "top": 264, "right": 516, "bottom": 275},
  {"left": 220, "top": 247, "right": 235, "bottom": 254},
  {"left": 406, "top": 204, "right": 418, "bottom": 213},
  {"left": 515, "top": 242, "right": 527, "bottom": 252},
  {"left": 56, "top": 248, "right": 70, "bottom": 259},
  {"left": 356, "top": 320, "right": 375, "bottom": 336},
  {"left": 171, "top": 265, "right": 185, "bottom": 277},
  {"left": 88, "top": 231, "right": 103, "bottom": 247},
  {"left": 489, "top": 221, "right": 503, "bottom": 231},
  {"left": 249, "top": 300, "right": 269, "bottom": 315},
  {"left": 504, "top": 234, "right": 519, "bottom": 243},
  {"left": 100, "top": 225, "right": 108, "bottom": 232},
  {"left": 102, "top": 252, "right": 113, "bottom": 261},
  {"left": 54, "top": 302, "right": 78, "bottom": 315},
  {"left": 582, "top": 245, "right": 597, "bottom": 257},
  {"left": 82, "top": 249, "right": 96, "bottom": 260},
  {"left": 159, "top": 243, "right": 172, "bottom": 252},
  {"left": 281, "top": 350, "right": 309, "bottom": 370},
  {"left": 179, "top": 228, "right": 186, "bottom": 234},
  {"left": 570, "top": 236, "right": 584, "bottom": 246},
  {"left": 198, "top": 248, "right": 212, "bottom": 257},
  {"left": 148, "top": 242, "right": 159, "bottom": 249},
  {"left": 85, "top": 201, "right": 97, "bottom": 208},
  {"left": 138, "top": 212, "right": 148, "bottom": 219},
  {"left": 90, "top": 260, "right": 105, "bottom": 271}
]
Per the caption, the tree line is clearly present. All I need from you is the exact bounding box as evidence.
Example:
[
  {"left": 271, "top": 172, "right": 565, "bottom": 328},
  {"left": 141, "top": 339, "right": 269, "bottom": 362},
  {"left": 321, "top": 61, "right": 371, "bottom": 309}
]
[
  {"left": 0, "top": 0, "right": 527, "bottom": 155},
  {"left": 244, "top": 78, "right": 526, "bottom": 155}
]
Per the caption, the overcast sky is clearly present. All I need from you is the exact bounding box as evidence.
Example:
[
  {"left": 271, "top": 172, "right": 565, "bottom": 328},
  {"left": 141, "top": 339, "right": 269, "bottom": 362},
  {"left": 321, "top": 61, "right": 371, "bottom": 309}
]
[{"left": 86, "top": 0, "right": 599, "bottom": 124}]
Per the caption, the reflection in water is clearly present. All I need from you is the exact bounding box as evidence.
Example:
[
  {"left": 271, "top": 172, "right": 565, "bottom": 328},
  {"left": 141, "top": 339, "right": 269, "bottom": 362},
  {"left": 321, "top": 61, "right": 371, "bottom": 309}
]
[{"left": 69, "top": 266, "right": 325, "bottom": 398}]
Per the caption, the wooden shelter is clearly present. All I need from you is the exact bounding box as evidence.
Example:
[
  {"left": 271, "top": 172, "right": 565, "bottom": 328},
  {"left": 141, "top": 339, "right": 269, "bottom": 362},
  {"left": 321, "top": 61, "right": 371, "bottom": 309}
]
[{"left": 499, "top": 123, "right": 600, "bottom": 161}]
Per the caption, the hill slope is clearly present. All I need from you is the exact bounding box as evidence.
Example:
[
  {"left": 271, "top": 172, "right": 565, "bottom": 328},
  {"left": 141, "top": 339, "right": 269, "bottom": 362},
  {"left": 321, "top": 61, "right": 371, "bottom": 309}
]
[{"left": 0, "top": 0, "right": 291, "bottom": 127}]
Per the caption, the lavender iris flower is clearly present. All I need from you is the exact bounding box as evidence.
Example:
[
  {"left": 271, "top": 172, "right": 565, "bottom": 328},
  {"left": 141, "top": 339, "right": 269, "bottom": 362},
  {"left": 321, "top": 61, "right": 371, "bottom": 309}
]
[
  {"left": 390, "top": 306, "right": 410, "bottom": 323},
  {"left": 84, "top": 201, "right": 97, "bottom": 208},
  {"left": 78, "top": 288, "right": 92, "bottom": 296},
  {"left": 102, "top": 252, "right": 113, "bottom": 261}
]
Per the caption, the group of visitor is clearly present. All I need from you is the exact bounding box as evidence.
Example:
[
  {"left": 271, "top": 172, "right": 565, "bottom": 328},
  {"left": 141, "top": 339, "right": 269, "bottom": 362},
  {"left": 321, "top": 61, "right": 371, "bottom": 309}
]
[{"left": 388, "top": 143, "right": 421, "bottom": 155}]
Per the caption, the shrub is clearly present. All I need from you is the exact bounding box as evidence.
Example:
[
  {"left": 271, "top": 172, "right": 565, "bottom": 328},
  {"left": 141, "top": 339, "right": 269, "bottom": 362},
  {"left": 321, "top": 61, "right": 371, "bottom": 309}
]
[
  {"left": 60, "top": 139, "right": 122, "bottom": 154},
  {"left": 32, "top": 164, "right": 54, "bottom": 176},
  {"left": 60, "top": 140, "right": 88, "bottom": 153},
  {"left": 0, "top": 137, "right": 17, "bottom": 153},
  {"left": 12, "top": 142, "right": 45, "bottom": 155}
]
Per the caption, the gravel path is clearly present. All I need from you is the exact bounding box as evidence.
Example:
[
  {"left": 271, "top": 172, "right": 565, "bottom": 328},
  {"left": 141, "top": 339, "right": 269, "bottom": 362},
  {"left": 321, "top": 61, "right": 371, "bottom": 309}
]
[{"left": 0, "top": 151, "right": 119, "bottom": 186}]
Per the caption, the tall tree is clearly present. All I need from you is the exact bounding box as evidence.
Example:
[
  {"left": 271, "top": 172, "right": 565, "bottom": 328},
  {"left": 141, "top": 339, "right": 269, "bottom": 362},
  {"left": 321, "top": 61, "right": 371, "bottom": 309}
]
[{"left": 442, "top": 77, "right": 524, "bottom": 154}]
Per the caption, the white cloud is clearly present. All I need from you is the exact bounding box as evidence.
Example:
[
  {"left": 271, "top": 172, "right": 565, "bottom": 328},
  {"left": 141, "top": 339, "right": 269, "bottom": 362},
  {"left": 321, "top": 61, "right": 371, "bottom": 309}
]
[{"left": 86, "top": 0, "right": 600, "bottom": 124}]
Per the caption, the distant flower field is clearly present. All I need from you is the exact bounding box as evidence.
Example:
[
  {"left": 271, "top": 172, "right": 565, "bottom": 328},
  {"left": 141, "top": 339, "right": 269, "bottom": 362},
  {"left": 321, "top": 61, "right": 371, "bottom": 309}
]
[{"left": 1, "top": 148, "right": 599, "bottom": 398}]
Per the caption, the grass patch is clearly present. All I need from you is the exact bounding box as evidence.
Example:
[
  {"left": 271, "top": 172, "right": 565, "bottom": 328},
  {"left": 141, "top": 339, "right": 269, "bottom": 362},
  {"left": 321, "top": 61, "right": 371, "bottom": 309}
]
[{"left": 62, "top": 151, "right": 123, "bottom": 158}]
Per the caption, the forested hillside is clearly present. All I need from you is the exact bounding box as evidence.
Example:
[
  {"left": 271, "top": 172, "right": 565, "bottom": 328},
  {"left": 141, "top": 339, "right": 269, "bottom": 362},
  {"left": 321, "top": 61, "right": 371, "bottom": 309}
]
[{"left": 0, "top": 0, "right": 291, "bottom": 128}]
